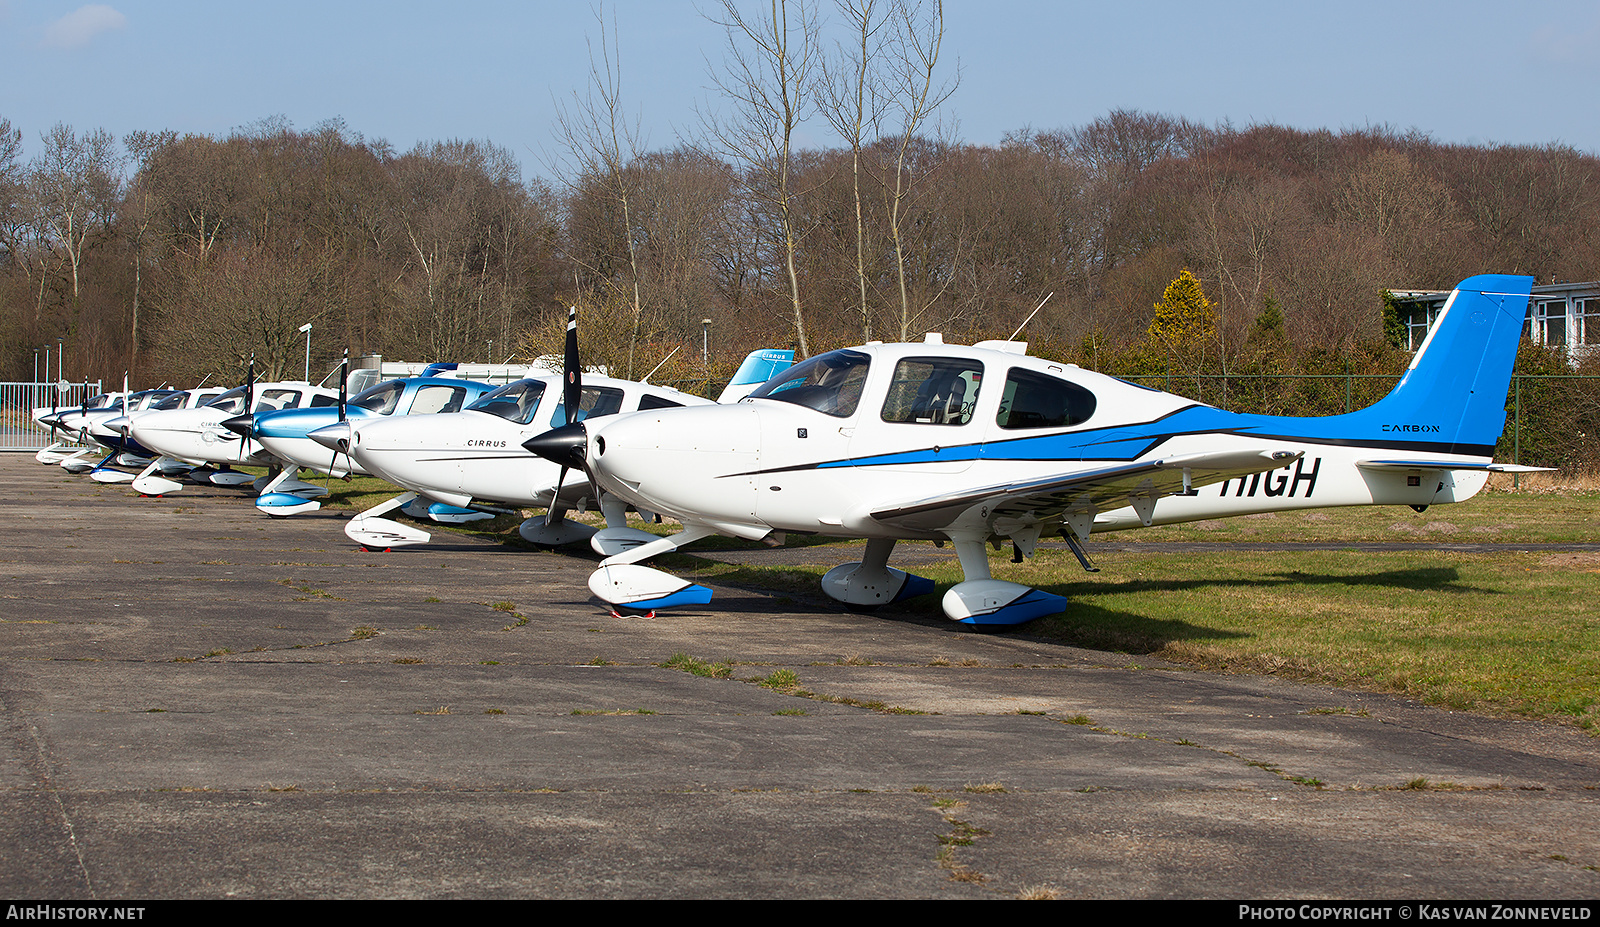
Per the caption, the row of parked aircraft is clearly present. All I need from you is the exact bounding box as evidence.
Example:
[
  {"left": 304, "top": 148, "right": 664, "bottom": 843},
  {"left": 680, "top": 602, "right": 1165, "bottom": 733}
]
[{"left": 35, "top": 274, "right": 1540, "bottom": 627}]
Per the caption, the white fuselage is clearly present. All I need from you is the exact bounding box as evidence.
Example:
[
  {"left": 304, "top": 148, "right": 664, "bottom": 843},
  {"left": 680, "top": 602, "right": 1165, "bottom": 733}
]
[
  {"left": 345, "top": 374, "right": 712, "bottom": 509},
  {"left": 583, "top": 341, "right": 1492, "bottom": 545},
  {"left": 129, "top": 383, "right": 337, "bottom": 468}
]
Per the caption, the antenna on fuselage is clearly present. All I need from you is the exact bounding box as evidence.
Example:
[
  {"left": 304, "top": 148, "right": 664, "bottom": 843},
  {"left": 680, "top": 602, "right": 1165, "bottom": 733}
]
[
  {"left": 1009, "top": 292, "right": 1054, "bottom": 342},
  {"left": 639, "top": 345, "right": 681, "bottom": 385}
]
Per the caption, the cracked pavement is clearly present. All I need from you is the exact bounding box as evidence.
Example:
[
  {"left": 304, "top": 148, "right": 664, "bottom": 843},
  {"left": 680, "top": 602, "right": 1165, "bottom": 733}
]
[{"left": 1, "top": 455, "right": 1597, "bottom": 899}]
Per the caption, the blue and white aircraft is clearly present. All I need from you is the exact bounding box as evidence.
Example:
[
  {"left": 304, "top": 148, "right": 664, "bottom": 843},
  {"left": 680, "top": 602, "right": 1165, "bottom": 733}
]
[
  {"left": 88, "top": 386, "right": 231, "bottom": 482},
  {"left": 123, "top": 377, "right": 340, "bottom": 495},
  {"left": 525, "top": 274, "right": 1539, "bottom": 625},
  {"left": 309, "top": 323, "right": 795, "bottom": 549},
  {"left": 237, "top": 372, "right": 499, "bottom": 516}
]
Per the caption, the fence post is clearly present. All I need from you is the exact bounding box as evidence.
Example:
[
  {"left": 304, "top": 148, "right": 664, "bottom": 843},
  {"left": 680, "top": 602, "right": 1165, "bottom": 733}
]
[{"left": 1513, "top": 377, "right": 1522, "bottom": 489}]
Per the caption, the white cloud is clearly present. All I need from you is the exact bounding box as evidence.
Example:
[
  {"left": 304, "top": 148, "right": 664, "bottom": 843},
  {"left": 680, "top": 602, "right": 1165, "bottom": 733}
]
[{"left": 41, "top": 4, "right": 128, "bottom": 50}]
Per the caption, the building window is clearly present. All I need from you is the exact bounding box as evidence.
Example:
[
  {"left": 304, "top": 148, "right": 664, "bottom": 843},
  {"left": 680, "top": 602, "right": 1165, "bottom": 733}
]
[
  {"left": 1578, "top": 298, "right": 1600, "bottom": 347},
  {"left": 1528, "top": 300, "right": 1569, "bottom": 347},
  {"left": 1403, "top": 303, "right": 1440, "bottom": 352}
]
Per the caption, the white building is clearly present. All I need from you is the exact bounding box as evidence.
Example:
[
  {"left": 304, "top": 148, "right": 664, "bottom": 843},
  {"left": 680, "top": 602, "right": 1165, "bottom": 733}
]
[{"left": 1391, "top": 279, "right": 1600, "bottom": 364}]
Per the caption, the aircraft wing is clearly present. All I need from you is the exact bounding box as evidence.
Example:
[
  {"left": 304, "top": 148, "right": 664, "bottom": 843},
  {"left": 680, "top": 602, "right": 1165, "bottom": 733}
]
[{"left": 869, "top": 449, "right": 1303, "bottom": 535}]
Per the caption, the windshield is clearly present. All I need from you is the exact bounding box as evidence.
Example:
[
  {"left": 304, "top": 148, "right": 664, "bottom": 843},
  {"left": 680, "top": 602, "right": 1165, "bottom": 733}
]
[
  {"left": 129, "top": 390, "right": 177, "bottom": 411},
  {"left": 747, "top": 349, "right": 870, "bottom": 418},
  {"left": 205, "top": 386, "right": 248, "bottom": 415},
  {"left": 466, "top": 379, "right": 548, "bottom": 425},
  {"left": 150, "top": 391, "right": 190, "bottom": 411}
]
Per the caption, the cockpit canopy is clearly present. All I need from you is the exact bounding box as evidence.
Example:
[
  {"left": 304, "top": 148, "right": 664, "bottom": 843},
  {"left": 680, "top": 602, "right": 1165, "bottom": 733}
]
[
  {"left": 746, "top": 346, "right": 1097, "bottom": 429},
  {"left": 203, "top": 385, "right": 332, "bottom": 415}
]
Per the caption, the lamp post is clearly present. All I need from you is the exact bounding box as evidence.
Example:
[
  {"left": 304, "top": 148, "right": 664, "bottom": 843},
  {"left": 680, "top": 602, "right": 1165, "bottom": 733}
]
[
  {"left": 298, "top": 323, "right": 313, "bottom": 381},
  {"left": 701, "top": 319, "right": 712, "bottom": 368}
]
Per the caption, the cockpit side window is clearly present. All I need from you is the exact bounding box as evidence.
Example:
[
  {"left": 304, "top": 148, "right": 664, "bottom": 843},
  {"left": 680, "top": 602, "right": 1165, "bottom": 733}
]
[
  {"left": 636, "top": 393, "right": 685, "bottom": 411},
  {"left": 467, "top": 379, "right": 547, "bottom": 425},
  {"left": 880, "top": 357, "right": 982, "bottom": 425},
  {"left": 411, "top": 385, "right": 469, "bottom": 415},
  {"left": 550, "top": 386, "right": 625, "bottom": 428},
  {"left": 352, "top": 381, "right": 405, "bottom": 414},
  {"left": 255, "top": 388, "right": 302, "bottom": 412},
  {"left": 130, "top": 391, "right": 176, "bottom": 411},
  {"left": 747, "top": 349, "right": 870, "bottom": 418},
  {"left": 995, "top": 368, "right": 1097, "bottom": 430}
]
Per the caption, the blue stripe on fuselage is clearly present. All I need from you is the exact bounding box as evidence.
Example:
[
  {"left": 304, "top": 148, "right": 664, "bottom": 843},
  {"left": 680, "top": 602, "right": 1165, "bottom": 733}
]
[{"left": 797, "top": 401, "right": 1492, "bottom": 475}]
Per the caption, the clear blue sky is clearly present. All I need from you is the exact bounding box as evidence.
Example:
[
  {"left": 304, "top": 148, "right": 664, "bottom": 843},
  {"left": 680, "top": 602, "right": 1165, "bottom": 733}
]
[{"left": 4, "top": 0, "right": 1598, "bottom": 182}]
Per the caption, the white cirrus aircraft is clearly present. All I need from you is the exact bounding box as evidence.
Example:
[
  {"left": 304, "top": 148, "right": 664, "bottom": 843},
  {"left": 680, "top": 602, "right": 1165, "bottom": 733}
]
[
  {"left": 524, "top": 274, "right": 1540, "bottom": 626},
  {"left": 309, "top": 310, "right": 795, "bottom": 550},
  {"left": 37, "top": 388, "right": 177, "bottom": 470},
  {"left": 237, "top": 361, "right": 500, "bottom": 517},
  {"left": 123, "top": 366, "right": 340, "bottom": 496},
  {"left": 88, "top": 385, "right": 231, "bottom": 482}
]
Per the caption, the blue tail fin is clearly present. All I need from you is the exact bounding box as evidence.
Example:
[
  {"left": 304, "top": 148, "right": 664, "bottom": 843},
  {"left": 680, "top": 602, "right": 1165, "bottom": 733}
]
[{"left": 1344, "top": 274, "right": 1532, "bottom": 455}]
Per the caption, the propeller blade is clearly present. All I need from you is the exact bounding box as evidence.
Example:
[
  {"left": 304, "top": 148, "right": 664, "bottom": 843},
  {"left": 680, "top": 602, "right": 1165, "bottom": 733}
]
[
  {"left": 543, "top": 466, "right": 569, "bottom": 528},
  {"left": 332, "top": 349, "right": 350, "bottom": 477},
  {"left": 524, "top": 422, "right": 599, "bottom": 525},
  {"left": 337, "top": 349, "right": 349, "bottom": 423},
  {"left": 245, "top": 354, "right": 256, "bottom": 411},
  {"left": 541, "top": 305, "right": 589, "bottom": 527},
  {"left": 563, "top": 306, "right": 581, "bottom": 425}
]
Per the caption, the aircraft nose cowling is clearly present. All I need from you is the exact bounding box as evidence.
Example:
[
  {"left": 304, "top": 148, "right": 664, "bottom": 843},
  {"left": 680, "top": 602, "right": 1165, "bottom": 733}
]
[
  {"left": 103, "top": 415, "right": 132, "bottom": 436},
  {"left": 221, "top": 414, "right": 256, "bottom": 438},
  {"left": 522, "top": 422, "right": 587, "bottom": 470},
  {"left": 308, "top": 421, "right": 353, "bottom": 454}
]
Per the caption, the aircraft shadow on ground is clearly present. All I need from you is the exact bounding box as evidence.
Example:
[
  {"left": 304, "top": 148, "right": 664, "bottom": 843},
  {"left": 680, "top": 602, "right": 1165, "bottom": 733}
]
[{"left": 1027, "top": 565, "right": 1492, "bottom": 653}]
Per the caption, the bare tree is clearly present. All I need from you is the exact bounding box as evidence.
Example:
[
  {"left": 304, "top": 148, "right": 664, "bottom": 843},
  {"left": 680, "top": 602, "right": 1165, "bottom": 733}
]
[
  {"left": 548, "top": 4, "right": 649, "bottom": 376},
  {"left": 121, "top": 130, "right": 177, "bottom": 379},
  {"left": 0, "top": 116, "right": 25, "bottom": 273},
  {"left": 700, "top": 0, "right": 822, "bottom": 357},
  {"left": 881, "top": 0, "right": 958, "bottom": 339},
  {"left": 816, "top": 0, "right": 892, "bottom": 339},
  {"left": 28, "top": 124, "right": 125, "bottom": 302}
]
